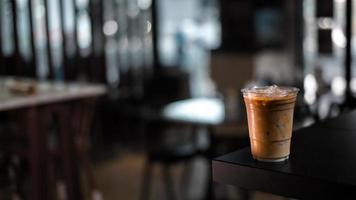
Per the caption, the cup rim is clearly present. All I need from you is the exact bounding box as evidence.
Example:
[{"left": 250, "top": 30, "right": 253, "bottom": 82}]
[{"left": 241, "top": 85, "right": 299, "bottom": 95}]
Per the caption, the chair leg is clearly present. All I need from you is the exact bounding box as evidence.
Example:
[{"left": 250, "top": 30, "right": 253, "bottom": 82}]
[
  {"left": 8, "top": 160, "right": 22, "bottom": 200},
  {"left": 79, "top": 147, "right": 103, "bottom": 200},
  {"left": 162, "top": 166, "right": 175, "bottom": 200},
  {"left": 205, "top": 164, "right": 214, "bottom": 200},
  {"left": 140, "top": 162, "right": 153, "bottom": 200},
  {"left": 47, "top": 155, "right": 57, "bottom": 199},
  {"left": 180, "top": 162, "right": 192, "bottom": 200}
]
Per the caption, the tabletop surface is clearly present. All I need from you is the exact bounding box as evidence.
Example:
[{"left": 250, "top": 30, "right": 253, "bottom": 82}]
[
  {"left": 0, "top": 77, "right": 107, "bottom": 111},
  {"left": 162, "top": 97, "right": 225, "bottom": 125},
  {"left": 213, "top": 110, "right": 356, "bottom": 199}
]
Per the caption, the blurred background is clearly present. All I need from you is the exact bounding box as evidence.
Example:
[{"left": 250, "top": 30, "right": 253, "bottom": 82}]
[{"left": 0, "top": 0, "right": 354, "bottom": 199}]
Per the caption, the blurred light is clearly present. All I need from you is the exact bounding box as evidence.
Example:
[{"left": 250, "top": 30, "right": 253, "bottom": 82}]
[
  {"left": 138, "top": 0, "right": 152, "bottom": 10},
  {"left": 131, "top": 37, "right": 143, "bottom": 52},
  {"left": 318, "top": 98, "right": 330, "bottom": 120},
  {"left": 119, "top": 37, "right": 129, "bottom": 49},
  {"left": 36, "top": 5, "right": 45, "bottom": 19},
  {"left": 17, "top": 0, "right": 27, "bottom": 7},
  {"left": 335, "top": 0, "right": 345, "bottom": 3},
  {"left": 103, "top": 20, "right": 118, "bottom": 36},
  {"left": 331, "top": 76, "right": 346, "bottom": 96},
  {"left": 16, "top": 0, "right": 31, "bottom": 61},
  {"left": 63, "top": 0, "right": 75, "bottom": 35},
  {"left": 351, "top": 78, "right": 356, "bottom": 92},
  {"left": 146, "top": 20, "right": 152, "bottom": 33},
  {"left": 163, "top": 98, "right": 224, "bottom": 124},
  {"left": 76, "top": 0, "right": 89, "bottom": 9},
  {"left": 105, "top": 39, "right": 119, "bottom": 87},
  {"left": 127, "top": 6, "right": 139, "bottom": 18},
  {"left": 304, "top": 92, "right": 316, "bottom": 105},
  {"left": 304, "top": 74, "right": 318, "bottom": 92},
  {"left": 332, "top": 29, "right": 346, "bottom": 48},
  {"left": 181, "top": 19, "right": 197, "bottom": 40},
  {"left": 317, "top": 17, "right": 333, "bottom": 29},
  {"left": 77, "top": 12, "right": 92, "bottom": 50},
  {"left": 1, "top": 0, "right": 14, "bottom": 56},
  {"left": 199, "top": 20, "right": 221, "bottom": 49},
  {"left": 304, "top": 74, "right": 318, "bottom": 104}
]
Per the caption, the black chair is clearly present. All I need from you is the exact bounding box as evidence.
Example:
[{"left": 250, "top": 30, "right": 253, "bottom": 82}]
[{"left": 140, "top": 119, "right": 203, "bottom": 200}]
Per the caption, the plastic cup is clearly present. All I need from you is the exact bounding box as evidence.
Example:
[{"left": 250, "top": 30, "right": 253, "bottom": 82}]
[{"left": 241, "top": 85, "right": 299, "bottom": 162}]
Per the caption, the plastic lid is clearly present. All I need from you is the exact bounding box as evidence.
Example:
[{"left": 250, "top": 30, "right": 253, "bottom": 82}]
[{"left": 241, "top": 85, "right": 299, "bottom": 98}]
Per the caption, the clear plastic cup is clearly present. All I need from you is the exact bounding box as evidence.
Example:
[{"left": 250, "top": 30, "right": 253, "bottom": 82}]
[{"left": 241, "top": 85, "right": 299, "bottom": 162}]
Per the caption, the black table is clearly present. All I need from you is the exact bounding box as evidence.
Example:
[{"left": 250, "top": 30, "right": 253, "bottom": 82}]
[{"left": 213, "top": 110, "right": 356, "bottom": 199}]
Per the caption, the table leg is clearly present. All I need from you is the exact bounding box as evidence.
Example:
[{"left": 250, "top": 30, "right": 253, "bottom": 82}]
[
  {"left": 56, "top": 99, "right": 99, "bottom": 200},
  {"left": 25, "top": 107, "right": 48, "bottom": 200},
  {"left": 58, "top": 105, "right": 83, "bottom": 200},
  {"left": 75, "top": 100, "right": 101, "bottom": 199}
]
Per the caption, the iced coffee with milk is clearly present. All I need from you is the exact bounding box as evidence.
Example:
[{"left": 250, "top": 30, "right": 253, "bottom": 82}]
[{"left": 241, "top": 85, "right": 299, "bottom": 162}]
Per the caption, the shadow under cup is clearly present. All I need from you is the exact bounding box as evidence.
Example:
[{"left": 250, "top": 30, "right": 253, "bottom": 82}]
[{"left": 241, "top": 86, "right": 299, "bottom": 162}]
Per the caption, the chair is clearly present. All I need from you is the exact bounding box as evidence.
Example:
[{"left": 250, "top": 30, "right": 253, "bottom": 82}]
[{"left": 140, "top": 119, "right": 203, "bottom": 200}]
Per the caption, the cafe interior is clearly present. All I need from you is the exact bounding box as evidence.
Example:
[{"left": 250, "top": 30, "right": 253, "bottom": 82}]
[{"left": 0, "top": 0, "right": 355, "bottom": 199}]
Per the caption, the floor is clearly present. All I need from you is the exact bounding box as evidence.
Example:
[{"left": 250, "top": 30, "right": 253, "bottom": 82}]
[
  {"left": 92, "top": 151, "right": 208, "bottom": 200},
  {"left": 91, "top": 150, "right": 293, "bottom": 200},
  {"left": 93, "top": 152, "right": 144, "bottom": 200}
]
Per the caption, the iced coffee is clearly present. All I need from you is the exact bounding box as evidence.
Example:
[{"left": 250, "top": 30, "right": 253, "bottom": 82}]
[{"left": 241, "top": 85, "right": 299, "bottom": 162}]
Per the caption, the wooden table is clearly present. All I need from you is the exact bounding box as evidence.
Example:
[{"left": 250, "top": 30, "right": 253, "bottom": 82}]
[
  {"left": 213, "top": 110, "right": 356, "bottom": 199},
  {"left": 0, "top": 77, "right": 106, "bottom": 200}
]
